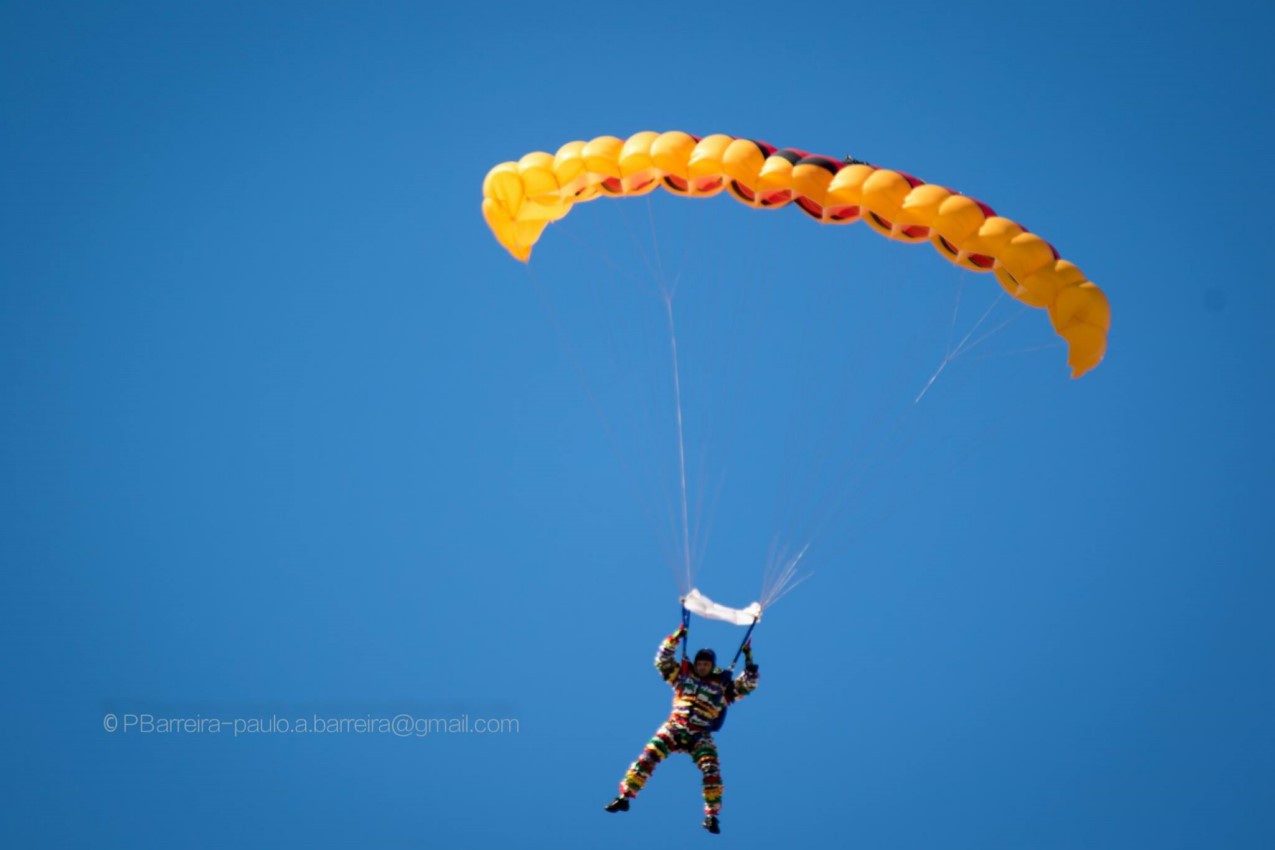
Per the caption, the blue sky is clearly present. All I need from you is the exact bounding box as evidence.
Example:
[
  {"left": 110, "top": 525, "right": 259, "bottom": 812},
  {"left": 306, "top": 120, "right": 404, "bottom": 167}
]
[{"left": 2, "top": 1, "right": 1272, "bottom": 847}]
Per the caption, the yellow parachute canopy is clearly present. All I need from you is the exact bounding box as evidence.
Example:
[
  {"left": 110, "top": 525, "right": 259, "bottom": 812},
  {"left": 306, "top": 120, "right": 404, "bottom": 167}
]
[{"left": 481, "top": 131, "right": 1110, "bottom": 377}]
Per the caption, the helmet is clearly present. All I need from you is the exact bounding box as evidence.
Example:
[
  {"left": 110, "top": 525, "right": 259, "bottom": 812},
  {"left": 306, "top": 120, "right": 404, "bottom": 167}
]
[{"left": 693, "top": 648, "right": 716, "bottom": 666}]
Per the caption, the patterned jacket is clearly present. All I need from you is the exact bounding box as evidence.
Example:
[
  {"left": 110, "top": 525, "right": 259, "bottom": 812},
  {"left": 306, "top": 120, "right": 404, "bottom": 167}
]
[{"left": 654, "top": 632, "right": 759, "bottom": 730}]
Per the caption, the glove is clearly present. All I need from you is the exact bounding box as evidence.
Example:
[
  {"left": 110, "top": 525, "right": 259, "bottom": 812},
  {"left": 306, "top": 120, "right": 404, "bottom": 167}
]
[
  {"left": 745, "top": 662, "right": 759, "bottom": 675},
  {"left": 671, "top": 624, "right": 687, "bottom": 642},
  {"left": 741, "top": 642, "right": 753, "bottom": 662}
]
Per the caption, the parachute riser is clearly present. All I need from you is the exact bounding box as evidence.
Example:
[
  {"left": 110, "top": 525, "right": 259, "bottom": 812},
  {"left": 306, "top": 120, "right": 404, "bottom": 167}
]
[
  {"left": 728, "top": 618, "right": 759, "bottom": 673},
  {"left": 681, "top": 606, "right": 691, "bottom": 662}
]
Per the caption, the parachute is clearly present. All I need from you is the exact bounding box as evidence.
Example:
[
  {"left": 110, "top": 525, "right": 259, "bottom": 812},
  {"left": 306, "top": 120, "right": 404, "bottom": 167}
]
[{"left": 481, "top": 131, "right": 1110, "bottom": 377}]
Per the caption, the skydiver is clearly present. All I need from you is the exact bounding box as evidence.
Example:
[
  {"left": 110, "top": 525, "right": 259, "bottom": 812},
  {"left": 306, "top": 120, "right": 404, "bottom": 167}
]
[{"left": 603, "top": 622, "right": 760, "bottom": 835}]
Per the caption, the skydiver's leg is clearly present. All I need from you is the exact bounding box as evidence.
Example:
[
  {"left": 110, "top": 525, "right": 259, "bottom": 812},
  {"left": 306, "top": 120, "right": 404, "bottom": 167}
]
[
  {"left": 619, "top": 722, "right": 678, "bottom": 799},
  {"left": 691, "top": 734, "right": 723, "bottom": 816}
]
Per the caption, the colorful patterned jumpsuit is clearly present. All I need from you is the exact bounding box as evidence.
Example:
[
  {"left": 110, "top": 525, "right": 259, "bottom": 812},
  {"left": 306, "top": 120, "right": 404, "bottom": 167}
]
[{"left": 616, "top": 629, "right": 760, "bottom": 815}]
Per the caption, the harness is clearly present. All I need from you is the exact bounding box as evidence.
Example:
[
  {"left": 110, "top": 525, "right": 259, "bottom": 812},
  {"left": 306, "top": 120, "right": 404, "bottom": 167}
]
[{"left": 679, "top": 605, "right": 759, "bottom": 732}]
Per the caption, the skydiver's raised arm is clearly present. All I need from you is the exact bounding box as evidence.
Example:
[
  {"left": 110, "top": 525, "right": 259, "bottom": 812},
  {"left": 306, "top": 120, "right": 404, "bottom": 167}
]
[
  {"left": 730, "top": 643, "right": 759, "bottom": 701},
  {"left": 655, "top": 624, "right": 686, "bottom": 685}
]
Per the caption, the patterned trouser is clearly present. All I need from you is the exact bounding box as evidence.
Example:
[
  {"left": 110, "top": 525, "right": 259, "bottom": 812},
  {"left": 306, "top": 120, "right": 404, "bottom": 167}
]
[{"left": 619, "top": 720, "right": 723, "bottom": 815}]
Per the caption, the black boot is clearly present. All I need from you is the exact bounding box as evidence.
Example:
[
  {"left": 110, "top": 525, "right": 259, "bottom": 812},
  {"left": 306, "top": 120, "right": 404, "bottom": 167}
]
[
  {"left": 703, "top": 814, "right": 720, "bottom": 834},
  {"left": 604, "top": 796, "right": 630, "bottom": 813}
]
